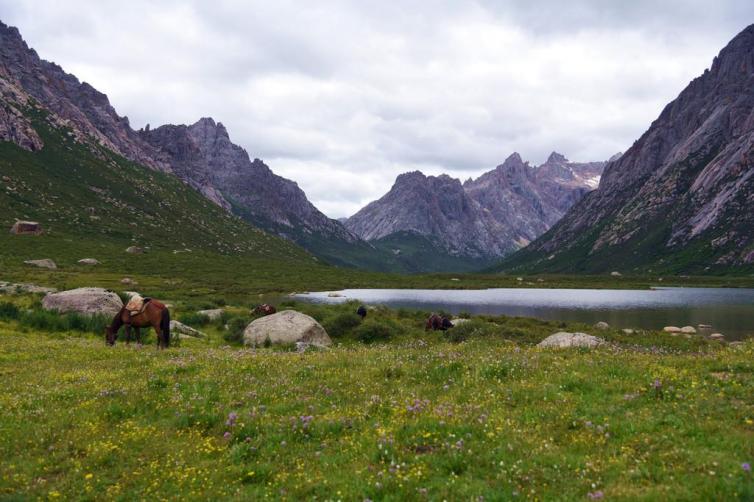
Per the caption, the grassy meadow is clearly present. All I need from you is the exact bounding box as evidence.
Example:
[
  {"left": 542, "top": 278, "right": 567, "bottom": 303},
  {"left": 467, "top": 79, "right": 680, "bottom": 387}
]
[{"left": 0, "top": 294, "right": 752, "bottom": 500}]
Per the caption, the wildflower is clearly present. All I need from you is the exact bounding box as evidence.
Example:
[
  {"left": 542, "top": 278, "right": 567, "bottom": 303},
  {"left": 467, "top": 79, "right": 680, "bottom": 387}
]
[
  {"left": 743, "top": 462, "right": 751, "bottom": 473},
  {"left": 226, "top": 412, "right": 238, "bottom": 427},
  {"left": 587, "top": 491, "right": 604, "bottom": 500},
  {"left": 85, "top": 473, "right": 93, "bottom": 480},
  {"left": 223, "top": 431, "right": 231, "bottom": 439}
]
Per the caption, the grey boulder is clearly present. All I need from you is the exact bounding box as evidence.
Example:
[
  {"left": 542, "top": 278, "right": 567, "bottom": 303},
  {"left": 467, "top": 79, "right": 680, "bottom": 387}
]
[
  {"left": 538, "top": 332, "right": 606, "bottom": 349},
  {"left": 42, "top": 287, "right": 123, "bottom": 316},
  {"left": 244, "top": 310, "right": 331, "bottom": 347},
  {"left": 24, "top": 259, "right": 57, "bottom": 269}
]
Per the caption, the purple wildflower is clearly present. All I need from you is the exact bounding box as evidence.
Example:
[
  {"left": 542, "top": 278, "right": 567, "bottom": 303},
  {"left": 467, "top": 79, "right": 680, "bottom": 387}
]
[
  {"left": 587, "top": 491, "right": 604, "bottom": 500},
  {"left": 743, "top": 462, "right": 751, "bottom": 473},
  {"left": 226, "top": 411, "right": 238, "bottom": 427},
  {"left": 223, "top": 431, "right": 231, "bottom": 439}
]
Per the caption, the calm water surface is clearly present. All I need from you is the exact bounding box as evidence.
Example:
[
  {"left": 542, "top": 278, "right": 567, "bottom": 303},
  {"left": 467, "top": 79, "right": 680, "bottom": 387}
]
[{"left": 296, "top": 287, "right": 754, "bottom": 340}]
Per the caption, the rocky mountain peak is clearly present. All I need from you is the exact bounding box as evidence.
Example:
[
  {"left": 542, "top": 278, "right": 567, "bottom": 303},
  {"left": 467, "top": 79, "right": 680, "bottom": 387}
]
[{"left": 546, "top": 151, "right": 568, "bottom": 164}]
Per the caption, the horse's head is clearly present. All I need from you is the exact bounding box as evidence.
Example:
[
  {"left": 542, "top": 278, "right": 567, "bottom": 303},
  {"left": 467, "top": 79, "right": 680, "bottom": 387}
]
[{"left": 105, "top": 325, "right": 117, "bottom": 345}]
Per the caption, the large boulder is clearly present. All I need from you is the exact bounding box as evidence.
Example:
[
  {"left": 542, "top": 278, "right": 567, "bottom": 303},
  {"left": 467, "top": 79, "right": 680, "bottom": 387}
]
[
  {"left": 42, "top": 287, "right": 123, "bottom": 317},
  {"left": 24, "top": 259, "right": 57, "bottom": 269},
  {"left": 243, "top": 310, "right": 331, "bottom": 347},
  {"left": 537, "top": 332, "right": 606, "bottom": 349},
  {"left": 10, "top": 220, "right": 42, "bottom": 235}
]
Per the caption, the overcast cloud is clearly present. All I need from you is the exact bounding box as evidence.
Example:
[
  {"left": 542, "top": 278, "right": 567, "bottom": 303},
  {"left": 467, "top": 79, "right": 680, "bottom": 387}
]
[{"left": 1, "top": 1, "right": 752, "bottom": 217}]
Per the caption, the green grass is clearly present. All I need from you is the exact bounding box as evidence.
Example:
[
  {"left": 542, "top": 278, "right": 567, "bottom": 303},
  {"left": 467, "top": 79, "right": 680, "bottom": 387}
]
[{"left": 0, "top": 299, "right": 751, "bottom": 500}]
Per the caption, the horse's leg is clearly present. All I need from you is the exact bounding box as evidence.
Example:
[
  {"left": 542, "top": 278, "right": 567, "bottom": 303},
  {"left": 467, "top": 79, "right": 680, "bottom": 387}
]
[
  {"left": 125, "top": 324, "right": 131, "bottom": 344},
  {"left": 135, "top": 327, "right": 142, "bottom": 345},
  {"left": 152, "top": 320, "right": 164, "bottom": 349}
]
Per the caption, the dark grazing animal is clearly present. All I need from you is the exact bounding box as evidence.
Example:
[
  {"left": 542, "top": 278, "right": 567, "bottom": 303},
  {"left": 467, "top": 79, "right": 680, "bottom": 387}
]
[
  {"left": 426, "top": 313, "right": 453, "bottom": 331},
  {"left": 356, "top": 305, "right": 367, "bottom": 319},
  {"left": 253, "top": 303, "right": 277, "bottom": 316},
  {"left": 105, "top": 299, "right": 171, "bottom": 348}
]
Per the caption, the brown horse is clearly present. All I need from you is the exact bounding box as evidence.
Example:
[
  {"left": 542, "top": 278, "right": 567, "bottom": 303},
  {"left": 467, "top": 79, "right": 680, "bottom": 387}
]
[
  {"left": 426, "top": 313, "right": 453, "bottom": 331},
  {"left": 105, "top": 299, "right": 171, "bottom": 348},
  {"left": 252, "top": 303, "right": 277, "bottom": 316}
]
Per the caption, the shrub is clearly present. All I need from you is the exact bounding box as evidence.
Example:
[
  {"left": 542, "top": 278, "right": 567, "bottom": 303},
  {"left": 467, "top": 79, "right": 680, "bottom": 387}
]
[
  {"left": 322, "top": 312, "right": 362, "bottom": 339},
  {"left": 0, "top": 302, "right": 20, "bottom": 320},
  {"left": 352, "top": 319, "right": 402, "bottom": 344},
  {"left": 445, "top": 319, "right": 498, "bottom": 343},
  {"left": 223, "top": 317, "right": 247, "bottom": 344},
  {"left": 180, "top": 312, "right": 211, "bottom": 327}
]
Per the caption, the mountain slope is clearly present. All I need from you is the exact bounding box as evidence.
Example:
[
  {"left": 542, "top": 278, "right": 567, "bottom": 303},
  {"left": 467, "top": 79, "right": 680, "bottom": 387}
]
[
  {"left": 0, "top": 20, "right": 385, "bottom": 270},
  {"left": 137, "top": 119, "right": 392, "bottom": 270},
  {"left": 346, "top": 152, "right": 607, "bottom": 265},
  {"left": 497, "top": 24, "right": 754, "bottom": 275}
]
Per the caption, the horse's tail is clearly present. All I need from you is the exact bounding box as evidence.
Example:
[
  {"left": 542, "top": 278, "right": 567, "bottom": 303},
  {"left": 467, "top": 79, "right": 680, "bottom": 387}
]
[{"left": 161, "top": 307, "right": 171, "bottom": 348}]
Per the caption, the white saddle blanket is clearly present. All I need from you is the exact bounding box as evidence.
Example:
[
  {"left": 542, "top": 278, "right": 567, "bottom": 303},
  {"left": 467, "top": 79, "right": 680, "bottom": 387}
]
[{"left": 125, "top": 294, "right": 145, "bottom": 315}]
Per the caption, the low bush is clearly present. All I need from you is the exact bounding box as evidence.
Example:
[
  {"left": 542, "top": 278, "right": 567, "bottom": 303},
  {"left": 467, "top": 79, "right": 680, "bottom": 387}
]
[
  {"left": 322, "top": 312, "right": 362, "bottom": 339},
  {"left": 223, "top": 317, "right": 248, "bottom": 344},
  {"left": 0, "top": 301, "right": 20, "bottom": 320},
  {"left": 180, "top": 312, "right": 211, "bottom": 327},
  {"left": 352, "top": 319, "right": 402, "bottom": 344},
  {"left": 445, "top": 318, "right": 499, "bottom": 343}
]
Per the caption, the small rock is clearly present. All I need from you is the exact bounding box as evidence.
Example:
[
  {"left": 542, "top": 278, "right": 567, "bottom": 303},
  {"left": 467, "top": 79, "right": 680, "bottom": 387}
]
[
  {"left": 77, "top": 258, "right": 100, "bottom": 265},
  {"left": 594, "top": 321, "right": 610, "bottom": 330},
  {"left": 125, "top": 246, "right": 144, "bottom": 254},
  {"left": 197, "top": 308, "right": 224, "bottom": 320},
  {"left": 120, "top": 278, "right": 135, "bottom": 285},
  {"left": 24, "top": 259, "right": 57, "bottom": 270},
  {"left": 680, "top": 326, "right": 697, "bottom": 334},
  {"left": 663, "top": 326, "right": 681, "bottom": 333},
  {"left": 537, "top": 332, "right": 606, "bottom": 349},
  {"left": 622, "top": 329, "right": 635, "bottom": 334},
  {"left": 516, "top": 277, "right": 524, "bottom": 282},
  {"left": 10, "top": 220, "right": 42, "bottom": 235},
  {"left": 450, "top": 278, "right": 460, "bottom": 281},
  {"left": 728, "top": 341, "right": 745, "bottom": 348},
  {"left": 709, "top": 333, "right": 725, "bottom": 341},
  {"left": 610, "top": 271, "right": 622, "bottom": 277},
  {"left": 170, "top": 321, "right": 206, "bottom": 338},
  {"left": 450, "top": 318, "right": 471, "bottom": 326},
  {"left": 698, "top": 324, "right": 712, "bottom": 329}
]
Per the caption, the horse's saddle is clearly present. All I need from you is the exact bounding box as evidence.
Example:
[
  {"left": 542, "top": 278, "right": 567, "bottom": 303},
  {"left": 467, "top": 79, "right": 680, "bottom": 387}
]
[{"left": 125, "top": 294, "right": 151, "bottom": 316}]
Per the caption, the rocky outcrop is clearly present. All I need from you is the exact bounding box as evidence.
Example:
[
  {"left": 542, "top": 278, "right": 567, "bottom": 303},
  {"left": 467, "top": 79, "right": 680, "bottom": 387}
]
[
  {"left": 346, "top": 152, "right": 607, "bottom": 259},
  {"left": 23, "top": 258, "right": 56, "bottom": 269},
  {"left": 77, "top": 258, "right": 100, "bottom": 265},
  {"left": 42, "top": 287, "right": 123, "bottom": 316},
  {"left": 170, "top": 321, "right": 206, "bottom": 338},
  {"left": 140, "top": 118, "right": 360, "bottom": 246},
  {"left": 10, "top": 220, "right": 41, "bottom": 235},
  {"left": 503, "top": 24, "right": 754, "bottom": 273},
  {"left": 537, "top": 332, "right": 606, "bottom": 348},
  {"left": 0, "top": 22, "right": 170, "bottom": 171},
  {"left": 243, "top": 310, "right": 331, "bottom": 347}
]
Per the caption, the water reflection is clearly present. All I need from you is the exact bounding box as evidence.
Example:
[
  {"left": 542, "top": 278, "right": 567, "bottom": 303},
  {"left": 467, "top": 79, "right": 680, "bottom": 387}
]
[{"left": 297, "top": 287, "right": 754, "bottom": 340}]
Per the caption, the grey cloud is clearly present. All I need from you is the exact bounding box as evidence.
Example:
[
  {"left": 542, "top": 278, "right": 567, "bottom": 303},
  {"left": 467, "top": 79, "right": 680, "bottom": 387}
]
[{"left": 1, "top": 0, "right": 752, "bottom": 217}]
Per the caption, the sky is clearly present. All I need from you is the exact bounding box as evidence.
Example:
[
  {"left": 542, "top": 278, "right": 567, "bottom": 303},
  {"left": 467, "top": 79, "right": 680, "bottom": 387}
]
[{"left": 1, "top": 1, "right": 752, "bottom": 218}]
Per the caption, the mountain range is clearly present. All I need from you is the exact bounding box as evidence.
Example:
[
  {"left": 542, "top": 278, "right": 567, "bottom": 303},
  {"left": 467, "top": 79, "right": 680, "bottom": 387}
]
[
  {"left": 3, "top": 18, "right": 753, "bottom": 275},
  {"left": 498, "top": 23, "right": 754, "bottom": 275},
  {"left": 0, "top": 19, "right": 605, "bottom": 272},
  {"left": 345, "top": 152, "right": 608, "bottom": 265}
]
